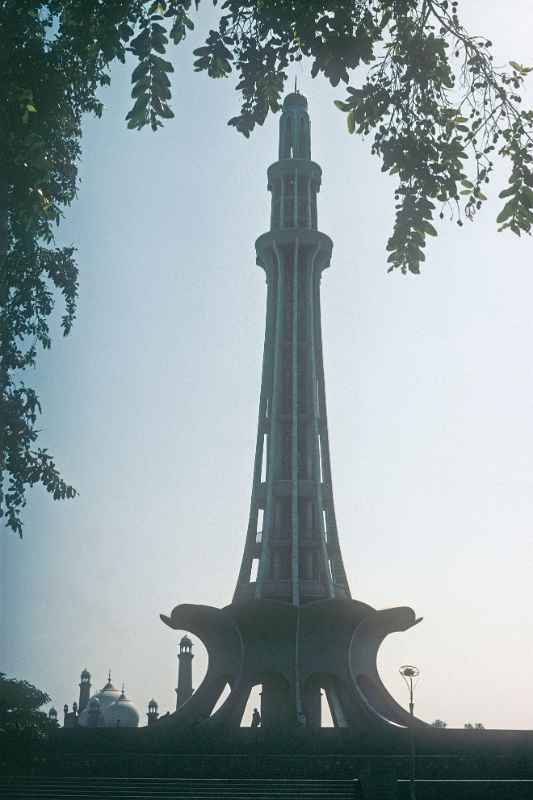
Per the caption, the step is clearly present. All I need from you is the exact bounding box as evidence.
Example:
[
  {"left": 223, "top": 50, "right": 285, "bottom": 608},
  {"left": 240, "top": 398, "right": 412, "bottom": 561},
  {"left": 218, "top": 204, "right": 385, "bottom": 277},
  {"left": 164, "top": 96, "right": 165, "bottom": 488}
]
[
  {"left": 397, "top": 779, "right": 533, "bottom": 799},
  {"left": 0, "top": 778, "right": 359, "bottom": 800},
  {"left": 0, "top": 793, "right": 356, "bottom": 798},
  {"left": 0, "top": 792, "right": 356, "bottom": 796}
]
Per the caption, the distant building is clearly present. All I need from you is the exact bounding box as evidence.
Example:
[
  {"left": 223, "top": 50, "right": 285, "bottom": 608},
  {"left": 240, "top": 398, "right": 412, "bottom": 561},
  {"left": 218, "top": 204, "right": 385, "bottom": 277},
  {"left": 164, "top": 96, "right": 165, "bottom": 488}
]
[
  {"left": 62, "top": 671, "right": 140, "bottom": 729},
  {"left": 60, "top": 637, "right": 195, "bottom": 729}
]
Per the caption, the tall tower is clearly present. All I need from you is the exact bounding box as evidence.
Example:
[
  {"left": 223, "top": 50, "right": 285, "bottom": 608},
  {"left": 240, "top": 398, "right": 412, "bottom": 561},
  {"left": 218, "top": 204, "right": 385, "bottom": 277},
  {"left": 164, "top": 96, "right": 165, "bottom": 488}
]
[
  {"left": 175, "top": 635, "right": 194, "bottom": 709},
  {"left": 147, "top": 699, "right": 159, "bottom": 726},
  {"left": 48, "top": 707, "right": 58, "bottom": 726},
  {"left": 161, "top": 91, "right": 421, "bottom": 733},
  {"left": 234, "top": 91, "right": 350, "bottom": 606},
  {"left": 78, "top": 668, "right": 91, "bottom": 713}
]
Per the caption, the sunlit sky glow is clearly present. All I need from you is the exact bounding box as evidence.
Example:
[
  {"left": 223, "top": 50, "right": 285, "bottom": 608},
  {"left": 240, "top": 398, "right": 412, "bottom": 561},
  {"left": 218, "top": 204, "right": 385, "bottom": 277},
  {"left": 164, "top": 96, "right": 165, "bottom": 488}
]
[{"left": 1, "top": 0, "right": 533, "bottom": 729}]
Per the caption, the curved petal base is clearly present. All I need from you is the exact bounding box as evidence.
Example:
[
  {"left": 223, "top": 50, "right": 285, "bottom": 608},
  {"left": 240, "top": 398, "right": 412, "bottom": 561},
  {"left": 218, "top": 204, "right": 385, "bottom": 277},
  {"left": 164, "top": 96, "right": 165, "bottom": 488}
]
[{"left": 159, "top": 597, "right": 425, "bottom": 732}]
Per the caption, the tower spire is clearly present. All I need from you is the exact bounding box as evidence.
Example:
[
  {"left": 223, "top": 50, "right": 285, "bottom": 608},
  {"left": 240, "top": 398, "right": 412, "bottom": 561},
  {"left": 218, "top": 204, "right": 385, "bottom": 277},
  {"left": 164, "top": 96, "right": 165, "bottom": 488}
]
[{"left": 233, "top": 92, "right": 350, "bottom": 606}]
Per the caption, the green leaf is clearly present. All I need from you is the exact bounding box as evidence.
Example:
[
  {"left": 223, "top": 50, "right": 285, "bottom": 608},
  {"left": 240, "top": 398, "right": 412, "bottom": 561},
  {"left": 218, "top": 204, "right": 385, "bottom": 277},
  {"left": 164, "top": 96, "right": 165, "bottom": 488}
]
[
  {"left": 334, "top": 100, "right": 351, "bottom": 112},
  {"left": 131, "top": 81, "right": 150, "bottom": 99},
  {"left": 496, "top": 198, "right": 518, "bottom": 224},
  {"left": 499, "top": 184, "right": 517, "bottom": 199},
  {"left": 132, "top": 60, "right": 150, "bottom": 82},
  {"left": 347, "top": 110, "right": 356, "bottom": 134},
  {"left": 150, "top": 54, "right": 174, "bottom": 72},
  {"left": 522, "top": 186, "right": 533, "bottom": 207},
  {"left": 131, "top": 28, "right": 150, "bottom": 55},
  {"left": 422, "top": 221, "right": 438, "bottom": 236},
  {"left": 157, "top": 103, "right": 174, "bottom": 119}
]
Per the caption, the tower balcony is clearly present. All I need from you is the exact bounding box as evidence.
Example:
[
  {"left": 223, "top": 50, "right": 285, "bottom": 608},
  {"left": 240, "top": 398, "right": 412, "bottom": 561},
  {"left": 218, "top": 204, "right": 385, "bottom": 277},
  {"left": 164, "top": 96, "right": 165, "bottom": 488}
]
[
  {"left": 267, "top": 159, "right": 322, "bottom": 190},
  {"left": 255, "top": 229, "right": 333, "bottom": 273}
]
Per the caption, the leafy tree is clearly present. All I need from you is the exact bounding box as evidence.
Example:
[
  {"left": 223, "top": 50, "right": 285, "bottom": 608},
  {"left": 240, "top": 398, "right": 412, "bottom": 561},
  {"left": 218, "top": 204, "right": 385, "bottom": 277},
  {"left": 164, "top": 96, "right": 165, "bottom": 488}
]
[
  {"left": 2, "top": 0, "right": 532, "bottom": 535},
  {"left": 1, "top": 1, "right": 134, "bottom": 536},
  {"left": 430, "top": 718, "right": 447, "bottom": 728},
  {"left": 0, "top": 672, "right": 54, "bottom": 770},
  {"left": 125, "top": 0, "right": 533, "bottom": 276},
  {"left": 464, "top": 721, "right": 485, "bottom": 729}
]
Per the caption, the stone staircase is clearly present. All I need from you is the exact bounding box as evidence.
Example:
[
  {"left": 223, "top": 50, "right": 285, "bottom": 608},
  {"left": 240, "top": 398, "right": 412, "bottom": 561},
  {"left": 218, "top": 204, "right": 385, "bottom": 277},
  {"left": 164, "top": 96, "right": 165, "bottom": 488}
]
[
  {"left": 5, "top": 776, "right": 533, "bottom": 800},
  {"left": 0, "top": 777, "right": 361, "bottom": 800},
  {"left": 397, "top": 779, "right": 533, "bottom": 799}
]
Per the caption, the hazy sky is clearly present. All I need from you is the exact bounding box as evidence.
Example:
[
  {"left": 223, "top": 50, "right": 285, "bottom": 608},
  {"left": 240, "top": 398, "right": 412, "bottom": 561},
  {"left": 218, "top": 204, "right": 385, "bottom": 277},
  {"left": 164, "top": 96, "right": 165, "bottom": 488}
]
[{"left": 2, "top": 1, "right": 533, "bottom": 730}]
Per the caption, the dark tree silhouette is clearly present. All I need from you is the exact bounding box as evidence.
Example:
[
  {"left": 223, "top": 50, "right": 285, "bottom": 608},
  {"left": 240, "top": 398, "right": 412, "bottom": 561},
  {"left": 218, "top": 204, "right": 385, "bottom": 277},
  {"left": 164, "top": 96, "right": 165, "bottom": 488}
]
[{"left": 0, "top": 672, "right": 55, "bottom": 771}]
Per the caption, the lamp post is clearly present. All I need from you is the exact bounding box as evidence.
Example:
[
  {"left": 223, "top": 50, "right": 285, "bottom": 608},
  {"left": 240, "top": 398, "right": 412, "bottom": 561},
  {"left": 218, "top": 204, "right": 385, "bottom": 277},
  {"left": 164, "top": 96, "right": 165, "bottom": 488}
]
[
  {"left": 400, "top": 665, "right": 420, "bottom": 800},
  {"left": 400, "top": 664, "right": 419, "bottom": 716}
]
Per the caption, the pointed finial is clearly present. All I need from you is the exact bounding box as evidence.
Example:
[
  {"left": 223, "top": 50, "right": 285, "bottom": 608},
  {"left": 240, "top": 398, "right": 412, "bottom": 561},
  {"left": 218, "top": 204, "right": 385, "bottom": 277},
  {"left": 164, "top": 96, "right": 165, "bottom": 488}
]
[
  {"left": 294, "top": 76, "right": 298, "bottom": 94},
  {"left": 122, "top": 682, "right": 125, "bottom": 694},
  {"left": 108, "top": 669, "right": 112, "bottom": 682}
]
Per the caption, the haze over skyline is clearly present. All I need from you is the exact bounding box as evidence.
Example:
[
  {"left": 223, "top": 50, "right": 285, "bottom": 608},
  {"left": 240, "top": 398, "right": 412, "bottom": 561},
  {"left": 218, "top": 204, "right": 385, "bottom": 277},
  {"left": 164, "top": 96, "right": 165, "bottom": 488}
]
[{"left": 1, "top": 0, "right": 533, "bottom": 729}]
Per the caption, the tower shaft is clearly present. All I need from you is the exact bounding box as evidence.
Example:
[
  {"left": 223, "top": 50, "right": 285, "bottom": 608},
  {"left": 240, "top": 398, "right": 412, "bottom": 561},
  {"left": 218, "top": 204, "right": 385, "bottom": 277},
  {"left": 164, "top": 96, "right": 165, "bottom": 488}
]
[{"left": 234, "top": 93, "right": 350, "bottom": 606}]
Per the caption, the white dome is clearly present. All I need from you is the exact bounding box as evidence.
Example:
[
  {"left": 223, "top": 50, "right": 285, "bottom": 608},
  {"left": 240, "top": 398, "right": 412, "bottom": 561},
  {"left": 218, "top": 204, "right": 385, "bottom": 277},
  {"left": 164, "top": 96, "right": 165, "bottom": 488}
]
[
  {"left": 104, "top": 690, "right": 140, "bottom": 728},
  {"left": 97, "top": 686, "right": 122, "bottom": 708},
  {"left": 78, "top": 675, "right": 122, "bottom": 727}
]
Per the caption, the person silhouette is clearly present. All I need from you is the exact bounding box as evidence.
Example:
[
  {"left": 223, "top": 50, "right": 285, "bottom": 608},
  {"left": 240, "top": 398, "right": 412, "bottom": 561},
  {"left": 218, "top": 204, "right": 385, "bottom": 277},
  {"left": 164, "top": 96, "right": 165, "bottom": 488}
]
[{"left": 251, "top": 708, "right": 261, "bottom": 728}]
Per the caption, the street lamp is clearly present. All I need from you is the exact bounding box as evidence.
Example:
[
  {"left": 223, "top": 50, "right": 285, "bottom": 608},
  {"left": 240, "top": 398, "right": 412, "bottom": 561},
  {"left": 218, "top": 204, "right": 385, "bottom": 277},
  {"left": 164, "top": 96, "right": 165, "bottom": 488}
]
[
  {"left": 399, "top": 665, "right": 420, "bottom": 800},
  {"left": 399, "top": 664, "right": 420, "bottom": 716}
]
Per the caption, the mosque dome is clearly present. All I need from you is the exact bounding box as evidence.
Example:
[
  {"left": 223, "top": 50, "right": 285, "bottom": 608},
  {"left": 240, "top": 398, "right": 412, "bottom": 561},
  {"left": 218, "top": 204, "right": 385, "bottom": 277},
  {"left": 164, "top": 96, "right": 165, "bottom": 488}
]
[
  {"left": 99, "top": 687, "right": 122, "bottom": 707},
  {"left": 78, "top": 672, "right": 122, "bottom": 727},
  {"left": 180, "top": 634, "right": 192, "bottom": 648},
  {"left": 104, "top": 688, "right": 140, "bottom": 728}
]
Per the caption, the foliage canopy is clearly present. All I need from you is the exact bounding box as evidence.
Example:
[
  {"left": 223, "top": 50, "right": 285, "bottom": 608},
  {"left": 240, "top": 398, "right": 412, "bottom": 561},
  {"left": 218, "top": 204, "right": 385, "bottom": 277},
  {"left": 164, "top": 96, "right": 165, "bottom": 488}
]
[
  {"left": 1, "top": 0, "right": 532, "bottom": 535},
  {"left": 0, "top": 672, "right": 54, "bottom": 769}
]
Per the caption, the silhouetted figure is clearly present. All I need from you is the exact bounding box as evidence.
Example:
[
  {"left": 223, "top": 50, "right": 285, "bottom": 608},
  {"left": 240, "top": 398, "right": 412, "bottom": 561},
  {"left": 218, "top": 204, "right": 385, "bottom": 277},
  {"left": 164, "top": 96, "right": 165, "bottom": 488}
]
[{"left": 251, "top": 708, "right": 261, "bottom": 728}]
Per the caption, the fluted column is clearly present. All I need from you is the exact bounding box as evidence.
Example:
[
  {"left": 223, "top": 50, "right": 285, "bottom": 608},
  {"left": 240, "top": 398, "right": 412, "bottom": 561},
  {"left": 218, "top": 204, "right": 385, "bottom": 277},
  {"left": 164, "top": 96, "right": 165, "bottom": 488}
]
[{"left": 233, "top": 92, "right": 350, "bottom": 606}]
